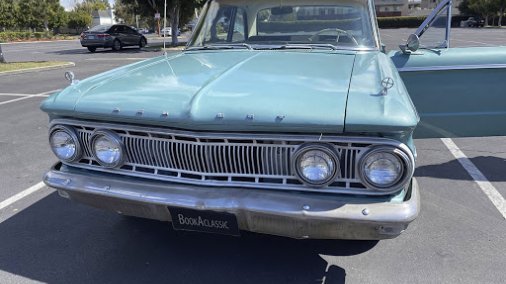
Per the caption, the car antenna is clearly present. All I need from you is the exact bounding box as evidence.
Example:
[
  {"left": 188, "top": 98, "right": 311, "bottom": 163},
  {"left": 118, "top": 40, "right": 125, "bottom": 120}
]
[{"left": 163, "top": 0, "right": 167, "bottom": 56}]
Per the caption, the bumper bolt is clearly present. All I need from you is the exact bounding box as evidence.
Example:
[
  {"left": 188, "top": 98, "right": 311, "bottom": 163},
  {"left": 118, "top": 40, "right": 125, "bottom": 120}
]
[{"left": 362, "top": 208, "right": 369, "bottom": 216}]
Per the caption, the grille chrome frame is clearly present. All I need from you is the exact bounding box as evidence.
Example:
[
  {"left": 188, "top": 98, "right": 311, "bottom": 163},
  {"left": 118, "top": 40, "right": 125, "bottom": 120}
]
[{"left": 51, "top": 119, "right": 415, "bottom": 195}]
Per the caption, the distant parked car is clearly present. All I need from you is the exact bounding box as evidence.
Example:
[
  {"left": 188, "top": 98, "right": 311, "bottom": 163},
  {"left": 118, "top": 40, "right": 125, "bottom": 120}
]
[
  {"left": 80, "top": 24, "right": 147, "bottom": 53},
  {"left": 460, "top": 17, "right": 484, "bottom": 27},
  {"left": 138, "top": 28, "right": 150, "bottom": 34},
  {"left": 161, "top": 27, "right": 181, "bottom": 37}
]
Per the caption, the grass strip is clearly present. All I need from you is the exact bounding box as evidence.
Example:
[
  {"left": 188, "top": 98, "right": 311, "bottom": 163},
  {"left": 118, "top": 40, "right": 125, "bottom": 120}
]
[{"left": 0, "top": 61, "right": 70, "bottom": 72}]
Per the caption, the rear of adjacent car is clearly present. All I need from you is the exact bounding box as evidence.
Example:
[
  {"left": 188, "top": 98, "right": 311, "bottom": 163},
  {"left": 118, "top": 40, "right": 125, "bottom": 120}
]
[{"left": 80, "top": 26, "right": 114, "bottom": 49}]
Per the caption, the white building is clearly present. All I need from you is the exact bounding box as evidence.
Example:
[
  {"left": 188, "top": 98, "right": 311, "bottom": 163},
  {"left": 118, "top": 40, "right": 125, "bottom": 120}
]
[
  {"left": 375, "top": 0, "right": 409, "bottom": 17},
  {"left": 92, "top": 9, "right": 117, "bottom": 27}
]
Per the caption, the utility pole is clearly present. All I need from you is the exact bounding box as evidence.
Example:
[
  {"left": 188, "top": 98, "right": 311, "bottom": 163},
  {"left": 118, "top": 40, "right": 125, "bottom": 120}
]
[{"left": 0, "top": 44, "right": 5, "bottom": 63}]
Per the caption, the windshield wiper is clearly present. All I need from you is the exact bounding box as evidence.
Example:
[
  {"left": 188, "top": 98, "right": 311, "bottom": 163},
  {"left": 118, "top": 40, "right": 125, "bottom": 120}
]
[
  {"left": 186, "top": 43, "right": 253, "bottom": 51},
  {"left": 263, "top": 43, "right": 338, "bottom": 51}
]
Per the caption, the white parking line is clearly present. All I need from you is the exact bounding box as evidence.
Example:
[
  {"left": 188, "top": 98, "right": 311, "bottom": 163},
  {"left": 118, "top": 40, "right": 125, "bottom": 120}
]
[
  {"left": 0, "top": 89, "right": 59, "bottom": 106},
  {"left": 0, "top": 95, "right": 38, "bottom": 106},
  {"left": 0, "top": 93, "right": 31, "bottom": 97},
  {"left": 85, "top": 58, "right": 147, "bottom": 61},
  {"left": 0, "top": 182, "right": 46, "bottom": 211},
  {"left": 441, "top": 138, "right": 506, "bottom": 220}
]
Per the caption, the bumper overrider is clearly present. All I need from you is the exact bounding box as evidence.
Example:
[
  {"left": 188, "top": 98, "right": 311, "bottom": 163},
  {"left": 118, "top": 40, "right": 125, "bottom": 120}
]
[{"left": 44, "top": 163, "right": 420, "bottom": 240}]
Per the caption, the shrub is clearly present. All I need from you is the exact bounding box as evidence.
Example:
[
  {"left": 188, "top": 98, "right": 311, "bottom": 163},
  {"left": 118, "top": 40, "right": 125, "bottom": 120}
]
[
  {"left": 378, "top": 15, "right": 473, "bottom": 29},
  {"left": 0, "top": 31, "right": 55, "bottom": 42}
]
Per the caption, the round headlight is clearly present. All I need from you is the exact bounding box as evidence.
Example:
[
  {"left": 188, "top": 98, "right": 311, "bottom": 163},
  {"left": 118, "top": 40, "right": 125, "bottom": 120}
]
[
  {"left": 359, "top": 146, "right": 412, "bottom": 191},
  {"left": 91, "top": 130, "right": 125, "bottom": 168},
  {"left": 293, "top": 144, "right": 340, "bottom": 187},
  {"left": 49, "top": 126, "right": 81, "bottom": 162}
]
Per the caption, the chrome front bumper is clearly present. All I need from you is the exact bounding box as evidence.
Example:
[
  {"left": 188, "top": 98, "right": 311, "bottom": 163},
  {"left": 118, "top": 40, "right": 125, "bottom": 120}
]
[{"left": 43, "top": 163, "right": 420, "bottom": 240}]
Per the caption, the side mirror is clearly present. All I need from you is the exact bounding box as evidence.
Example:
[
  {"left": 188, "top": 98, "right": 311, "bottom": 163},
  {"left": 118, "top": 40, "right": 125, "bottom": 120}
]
[
  {"left": 400, "top": 33, "right": 420, "bottom": 54},
  {"left": 406, "top": 34, "right": 420, "bottom": 52}
]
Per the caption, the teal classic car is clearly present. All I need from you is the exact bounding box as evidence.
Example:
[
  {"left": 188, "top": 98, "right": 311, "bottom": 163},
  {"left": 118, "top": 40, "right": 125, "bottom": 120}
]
[{"left": 41, "top": 0, "right": 505, "bottom": 239}]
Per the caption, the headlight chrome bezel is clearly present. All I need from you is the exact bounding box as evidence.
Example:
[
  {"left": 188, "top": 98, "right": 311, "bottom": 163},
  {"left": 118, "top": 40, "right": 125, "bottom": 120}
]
[
  {"left": 358, "top": 146, "right": 413, "bottom": 191},
  {"left": 49, "top": 125, "right": 82, "bottom": 162},
  {"left": 292, "top": 143, "right": 340, "bottom": 187},
  {"left": 90, "top": 129, "right": 125, "bottom": 168}
]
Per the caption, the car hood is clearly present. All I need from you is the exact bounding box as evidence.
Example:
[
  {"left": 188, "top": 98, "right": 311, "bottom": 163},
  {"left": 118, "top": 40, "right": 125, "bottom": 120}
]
[{"left": 41, "top": 50, "right": 356, "bottom": 133}]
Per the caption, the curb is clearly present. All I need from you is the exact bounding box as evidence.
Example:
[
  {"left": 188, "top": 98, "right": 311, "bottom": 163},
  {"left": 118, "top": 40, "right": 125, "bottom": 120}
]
[{"left": 0, "top": 62, "right": 75, "bottom": 76}]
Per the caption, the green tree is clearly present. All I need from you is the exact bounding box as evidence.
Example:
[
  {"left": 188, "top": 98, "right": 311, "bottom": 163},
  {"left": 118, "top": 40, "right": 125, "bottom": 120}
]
[
  {"left": 495, "top": 0, "right": 506, "bottom": 26},
  {"left": 67, "top": 10, "right": 93, "bottom": 32},
  {"left": 47, "top": 0, "right": 68, "bottom": 31},
  {"left": 17, "top": 0, "right": 44, "bottom": 30},
  {"left": 0, "top": 0, "right": 18, "bottom": 30},
  {"left": 75, "top": 0, "right": 110, "bottom": 14},
  {"left": 116, "top": 0, "right": 204, "bottom": 46},
  {"left": 469, "top": 0, "right": 497, "bottom": 26}
]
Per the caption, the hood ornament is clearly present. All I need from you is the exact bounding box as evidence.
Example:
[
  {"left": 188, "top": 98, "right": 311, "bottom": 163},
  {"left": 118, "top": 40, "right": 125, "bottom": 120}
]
[
  {"left": 380, "top": 77, "right": 394, "bottom": 96},
  {"left": 65, "top": 71, "right": 79, "bottom": 85}
]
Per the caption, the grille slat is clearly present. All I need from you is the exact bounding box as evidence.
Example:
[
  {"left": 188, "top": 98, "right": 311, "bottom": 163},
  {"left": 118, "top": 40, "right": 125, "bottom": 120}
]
[{"left": 66, "top": 121, "right": 403, "bottom": 194}]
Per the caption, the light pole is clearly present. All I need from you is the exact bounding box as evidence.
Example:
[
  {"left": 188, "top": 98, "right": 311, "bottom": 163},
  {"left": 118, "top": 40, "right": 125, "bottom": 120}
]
[
  {"left": 163, "top": 0, "right": 167, "bottom": 52},
  {"left": 0, "top": 44, "right": 5, "bottom": 63}
]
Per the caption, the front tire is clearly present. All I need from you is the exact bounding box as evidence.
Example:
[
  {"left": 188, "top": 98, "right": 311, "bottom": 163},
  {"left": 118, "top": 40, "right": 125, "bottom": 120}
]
[
  {"left": 112, "top": 39, "right": 122, "bottom": 51},
  {"left": 87, "top": 47, "right": 96, "bottom": 53},
  {"left": 139, "top": 37, "right": 147, "bottom": 48}
]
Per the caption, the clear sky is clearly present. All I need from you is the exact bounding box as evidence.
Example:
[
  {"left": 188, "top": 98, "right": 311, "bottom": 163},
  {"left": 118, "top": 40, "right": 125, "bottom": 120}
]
[{"left": 60, "top": 0, "right": 116, "bottom": 11}]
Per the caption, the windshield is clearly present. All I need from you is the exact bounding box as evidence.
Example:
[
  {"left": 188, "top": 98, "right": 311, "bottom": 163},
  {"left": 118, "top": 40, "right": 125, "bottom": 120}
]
[{"left": 189, "top": 0, "right": 379, "bottom": 50}]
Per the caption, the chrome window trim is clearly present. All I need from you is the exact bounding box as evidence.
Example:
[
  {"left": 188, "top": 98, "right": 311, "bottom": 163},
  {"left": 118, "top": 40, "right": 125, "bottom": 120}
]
[
  {"left": 414, "top": 0, "right": 452, "bottom": 49},
  {"left": 50, "top": 119, "right": 415, "bottom": 196},
  {"left": 398, "top": 64, "right": 506, "bottom": 72},
  {"left": 186, "top": 0, "right": 381, "bottom": 52}
]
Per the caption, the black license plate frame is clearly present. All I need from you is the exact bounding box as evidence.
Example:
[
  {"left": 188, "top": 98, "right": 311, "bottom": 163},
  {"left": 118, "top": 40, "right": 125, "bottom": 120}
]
[{"left": 168, "top": 207, "right": 240, "bottom": 236}]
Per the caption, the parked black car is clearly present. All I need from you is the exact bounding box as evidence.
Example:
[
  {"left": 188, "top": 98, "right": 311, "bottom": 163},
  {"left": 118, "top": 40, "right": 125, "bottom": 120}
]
[
  {"left": 80, "top": 24, "right": 147, "bottom": 52},
  {"left": 460, "top": 17, "right": 485, "bottom": 28}
]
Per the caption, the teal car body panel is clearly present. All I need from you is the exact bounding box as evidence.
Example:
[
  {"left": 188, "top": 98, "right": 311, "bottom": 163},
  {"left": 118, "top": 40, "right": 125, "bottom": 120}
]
[
  {"left": 346, "top": 51, "right": 419, "bottom": 136},
  {"left": 42, "top": 50, "right": 359, "bottom": 134},
  {"left": 390, "top": 46, "right": 506, "bottom": 138}
]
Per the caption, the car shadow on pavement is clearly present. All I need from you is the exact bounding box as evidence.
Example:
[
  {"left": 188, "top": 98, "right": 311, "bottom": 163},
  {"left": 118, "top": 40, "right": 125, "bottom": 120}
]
[
  {"left": 415, "top": 156, "right": 506, "bottom": 182},
  {"left": 0, "top": 193, "right": 378, "bottom": 284}
]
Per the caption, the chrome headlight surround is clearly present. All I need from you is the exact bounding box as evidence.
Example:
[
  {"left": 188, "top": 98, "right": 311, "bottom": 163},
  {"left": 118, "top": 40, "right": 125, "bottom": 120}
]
[
  {"left": 90, "top": 129, "right": 125, "bottom": 168},
  {"left": 49, "top": 125, "right": 82, "bottom": 162},
  {"left": 292, "top": 143, "right": 340, "bottom": 187},
  {"left": 358, "top": 146, "right": 414, "bottom": 192}
]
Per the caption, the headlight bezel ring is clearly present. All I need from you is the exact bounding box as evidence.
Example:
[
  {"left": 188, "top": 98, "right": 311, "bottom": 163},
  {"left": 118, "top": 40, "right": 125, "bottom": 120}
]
[
  {"left": 49, "top": 125, "right": 82, "bottom": 163},
  {"left": 292, "top": 143, "right": 341, "bottom": 188},
  {"left": 90, "top": 129, "right": 125, "bottom": 169},
  {"left": 358, "top": 145, "right": 413, "bottom": 192}
]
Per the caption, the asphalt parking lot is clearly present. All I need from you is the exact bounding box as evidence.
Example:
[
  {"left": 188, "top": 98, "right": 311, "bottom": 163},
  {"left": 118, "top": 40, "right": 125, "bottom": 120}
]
[{"left": 0, "top": 28, "right": 505, "bottom": 284}]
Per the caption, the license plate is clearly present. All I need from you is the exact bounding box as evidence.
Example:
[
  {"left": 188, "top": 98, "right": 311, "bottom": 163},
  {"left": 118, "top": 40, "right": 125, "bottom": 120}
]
[
  {"left": 87, "top": 35, "right": 95, "bottom": 39},
  {"left": 169, "top": 207, "right": 240, "bottom": 236}
]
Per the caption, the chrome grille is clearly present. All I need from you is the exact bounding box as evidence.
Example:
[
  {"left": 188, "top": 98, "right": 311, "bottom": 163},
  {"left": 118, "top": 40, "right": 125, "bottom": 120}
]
[{"left": 54, "top": 119, "right": 410, "bottom": 195}]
